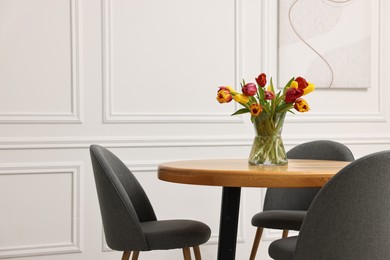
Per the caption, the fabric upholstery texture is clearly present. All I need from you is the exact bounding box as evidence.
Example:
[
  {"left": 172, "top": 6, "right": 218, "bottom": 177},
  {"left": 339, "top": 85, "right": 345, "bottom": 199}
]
[
  {"left": 251, "top": 210, "right": 306, "bottom": 231},
  {"left": 268, "top": 236, "right": 297, "bottom": 260},
  {"left": 269, "top": 150, "right": 390, "bottom": 260},
  {"left": 253, "top": 140, "right": 355, "bottom": 230},
  {"left": 141, "top": 220, "right": 211, "bottom": 250},
  {"left": 90, "top": 145, "right": 211, "bottom": 252}
]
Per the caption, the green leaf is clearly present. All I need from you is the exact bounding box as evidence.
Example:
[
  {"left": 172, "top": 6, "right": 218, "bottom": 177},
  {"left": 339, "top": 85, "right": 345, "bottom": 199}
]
[
  {"left": 249, "top": 96, "right": 257, "bottom": 104},
  {"left": 270, "top": 77, "right": 275, "bottom": 93},
  {"left": 275, "top": 103, "right": 293, "bottom": 113},
  {"left": 231, "top": 108, "right": 250, "bottom": 116},
  {"left": 283, "top": 77, "right": 295, "bottom": 93}
]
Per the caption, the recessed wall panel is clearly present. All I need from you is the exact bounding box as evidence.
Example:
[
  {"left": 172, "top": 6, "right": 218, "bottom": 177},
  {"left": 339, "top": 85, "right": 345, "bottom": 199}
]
[
  {"left": 0, "top": 165, "right": 81, "bottom": 258},
  {"left": 104, "top": 0, "right": 239, "bottom": 122},
  {"left": 0, "top": 0, "right": 80, "bottom": 122}
]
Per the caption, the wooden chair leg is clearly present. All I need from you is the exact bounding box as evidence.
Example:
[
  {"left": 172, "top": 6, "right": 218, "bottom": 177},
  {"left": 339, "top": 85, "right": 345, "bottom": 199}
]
[
  {"left": 122, "top": 251, "right": 131, "bottom": 260},
  {"left": 183, "top": 247, "right": 192, "bottom": 260},
  {"left": 282, "top": 229, "right": 289, "bottom": 238},
  {"left": 131, "top": 251, "right": 139, "bottom": 260},
  {"left": 249, "top": 227, "right": 264, "bottom": 260},
  {"left": 193, "top": 245, "right": 201, "bottom": 260}
]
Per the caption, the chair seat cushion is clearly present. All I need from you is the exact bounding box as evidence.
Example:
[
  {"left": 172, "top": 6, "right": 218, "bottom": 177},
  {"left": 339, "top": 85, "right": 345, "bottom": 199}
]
[
  {"left": 141, "top": 219, "right": 211, "bottom": 250},
  {"left": 268, "top": 236, "right": 298, "bottom": 260},
  {"left": 251, "top": 210, "right": 306, "bottom": 231}
]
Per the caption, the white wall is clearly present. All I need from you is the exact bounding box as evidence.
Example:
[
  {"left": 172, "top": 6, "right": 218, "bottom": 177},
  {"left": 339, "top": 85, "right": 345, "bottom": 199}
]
[{"left": 0, "top": 0, "right": 389, "bottom": 259}]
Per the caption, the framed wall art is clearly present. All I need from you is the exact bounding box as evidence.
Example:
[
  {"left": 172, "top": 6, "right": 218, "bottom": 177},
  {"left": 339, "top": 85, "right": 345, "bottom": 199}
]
[{"left": 277, "top": 0, "right": 379, "bottom": 89}]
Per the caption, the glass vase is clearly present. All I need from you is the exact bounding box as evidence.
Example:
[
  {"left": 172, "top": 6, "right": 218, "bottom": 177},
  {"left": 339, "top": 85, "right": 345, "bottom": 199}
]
[{"left": 248, "top": 112, "right": 288, "bottom": 166}]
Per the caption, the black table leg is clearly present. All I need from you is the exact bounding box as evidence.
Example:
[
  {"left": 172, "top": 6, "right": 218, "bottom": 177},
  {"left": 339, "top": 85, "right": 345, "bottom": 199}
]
[{"left": 217, "top": 187, "right": 241, "bottom": 260}]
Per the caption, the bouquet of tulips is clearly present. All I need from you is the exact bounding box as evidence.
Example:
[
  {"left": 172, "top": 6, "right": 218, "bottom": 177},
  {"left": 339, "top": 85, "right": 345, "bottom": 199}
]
[
  {"left": 216, "top": 73, "right": 315, "bottom": 121},
  {"left": 216, "top": 73, "right": 315, "bottom": 165}
]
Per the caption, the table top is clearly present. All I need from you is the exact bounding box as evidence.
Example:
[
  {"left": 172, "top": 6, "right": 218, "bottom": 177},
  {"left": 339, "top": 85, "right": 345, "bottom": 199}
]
[{"left": 158, "top": 159, "right": 350, "bottom": 188}]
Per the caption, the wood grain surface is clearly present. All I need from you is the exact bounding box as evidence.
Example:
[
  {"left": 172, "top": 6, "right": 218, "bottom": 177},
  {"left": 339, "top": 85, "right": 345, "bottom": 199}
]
[{"left": 158, "top": 159, "right": 350, "bottom": 188}]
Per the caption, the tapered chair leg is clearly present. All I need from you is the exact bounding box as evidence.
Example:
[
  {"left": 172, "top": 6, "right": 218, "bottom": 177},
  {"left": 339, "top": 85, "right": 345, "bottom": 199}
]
[
  {"left": 282, "top": 229, "right": 289, "bottom": 238},
  {"left": 249, "top": 227, "right": 264, "bottom": 260},
  {"left": 193, "top": 245, "right": 202, "bottom": 260},
  {"left": 183, "top": 247, "right": 192, "bottom": 260},
  {"left": 131, "top": 251, "right": 139, "bottom": 260},
  {"left": 122, "top": 251, "right": 131, "bottom": 260}
]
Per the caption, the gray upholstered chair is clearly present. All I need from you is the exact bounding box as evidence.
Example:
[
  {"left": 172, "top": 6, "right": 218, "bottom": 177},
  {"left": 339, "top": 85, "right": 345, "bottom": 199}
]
[
  {"left": 269, "top": 150, "right": 390, "bottom": 260},
  {"left": 250, "top": 140, "right": 354, "bottom": 259},
  {"left": 90, "top": 145, "right": 211, "bottom": 260}
]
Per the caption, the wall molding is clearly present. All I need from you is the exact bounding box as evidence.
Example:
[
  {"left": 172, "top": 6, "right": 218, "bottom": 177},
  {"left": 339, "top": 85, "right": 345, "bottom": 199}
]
[
  {"left": 284, "top": 111, "right": 387, "bottom": 123},
  {"left": 0, "top": 0, "right": 82, "bottom": 124},
  {"left": 101, "top": 0, "right": 243, "bottom": 124},
  {"left": 1, "top": 135, "right": 390, "bottom": 150},
  {"left": 0, "top": 163, "right": 82, "bottom": 258},
  {"left": 0, "top": 136, "right": 250, "bottom": 150}
]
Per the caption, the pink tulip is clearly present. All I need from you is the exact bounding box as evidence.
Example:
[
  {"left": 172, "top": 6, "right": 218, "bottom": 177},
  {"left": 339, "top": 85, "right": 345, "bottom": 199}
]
[
  {"left": 242, "top": 83, "right": 257, "bottom": 96},
  {"left": 264, "top": 91, "right": 275, "bottom": 100}
]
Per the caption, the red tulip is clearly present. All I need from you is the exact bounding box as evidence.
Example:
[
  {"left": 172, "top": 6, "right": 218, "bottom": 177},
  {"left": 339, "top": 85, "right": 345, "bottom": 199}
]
[
  {"left": 255, "top": 73, "right": 267, "bottom": 87},
  {"left": 284, "top": 88, "right": 303, "bottom": 103},
  {"left": 295, "top": 77, "right": 308, "bottom": 89}
]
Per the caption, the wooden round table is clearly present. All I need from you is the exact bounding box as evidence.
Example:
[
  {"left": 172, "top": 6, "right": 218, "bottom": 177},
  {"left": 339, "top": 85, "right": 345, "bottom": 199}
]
[{"left": 158, "top": 159, "right": 350, "bottom": 260}]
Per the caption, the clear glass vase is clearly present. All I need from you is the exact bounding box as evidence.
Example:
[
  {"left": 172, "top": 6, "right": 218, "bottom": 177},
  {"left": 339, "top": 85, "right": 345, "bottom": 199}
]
[{"left": 248, "top": 112, "right": 288, "bottom": 166}]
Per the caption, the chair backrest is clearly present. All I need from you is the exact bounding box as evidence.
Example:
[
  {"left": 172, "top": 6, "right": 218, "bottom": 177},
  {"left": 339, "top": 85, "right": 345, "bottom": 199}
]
[
  {"left": 293, "top": 150, "right": 390, "bottom": 259},
  {"left": 263, "top": 140, "right": 354, "bottom": 211},
  {"left": 90, "top": 145, "right": 157, "bottom": 251}
]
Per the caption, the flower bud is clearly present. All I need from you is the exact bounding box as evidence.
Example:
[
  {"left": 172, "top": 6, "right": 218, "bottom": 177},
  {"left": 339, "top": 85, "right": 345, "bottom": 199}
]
[
  {"left": 303, "top": 82, "right": 315, "bottom": 95},
  {"left": 250, "top": 103, "right": 262, "bottom": 116},
  {"left": 294, "top": 98, "right": 310, "bottom": 112},
  {"left": 233, "top": 93, "right": 250, "bottom": 104},
  {"left": 284, "top": 88, "right": 303, "bottom": 103},
  {"left": 264, "top": 90, "right": 275, "bottom": 100},
  {"left": 242, "top": 83, "right": 257, "bottom": 96},
  {"left": 295, "top": 76, "right": 308, "bottom": 89},
  {"left": 216, "top": 87, "right": 233, "bottom": 103},
  {"left": 255, "top": 73, "right": 267, "bottom": 87}
]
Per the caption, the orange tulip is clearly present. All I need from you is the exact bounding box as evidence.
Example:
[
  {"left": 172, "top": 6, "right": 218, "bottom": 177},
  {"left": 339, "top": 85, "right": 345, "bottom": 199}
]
[
  {"left": 216, "top": 87, "right": 233, "bottom": 103},
  {"left": 294, "top": 98, "right": 310, "bottom": 112},
  {"left": 250, "top": 103, "right": 262, "bottom": 116}
]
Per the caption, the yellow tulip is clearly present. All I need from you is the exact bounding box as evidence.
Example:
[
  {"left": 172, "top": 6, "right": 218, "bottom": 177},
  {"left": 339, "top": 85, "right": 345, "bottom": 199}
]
[
  {"left": 290, "top": 80, "right": 299, "bottom": 89},
  {"left": 303, "top": 82, "right": 315, "bottom": 95},
  {"left": 294, "top": 98, "right": 310, "bottom": 112},
  {"left": 227, "top": 86, "right": 236, "bottom": 94},
  {"left": 233, "top": 94, "right": 249, "bottom": 104}
]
